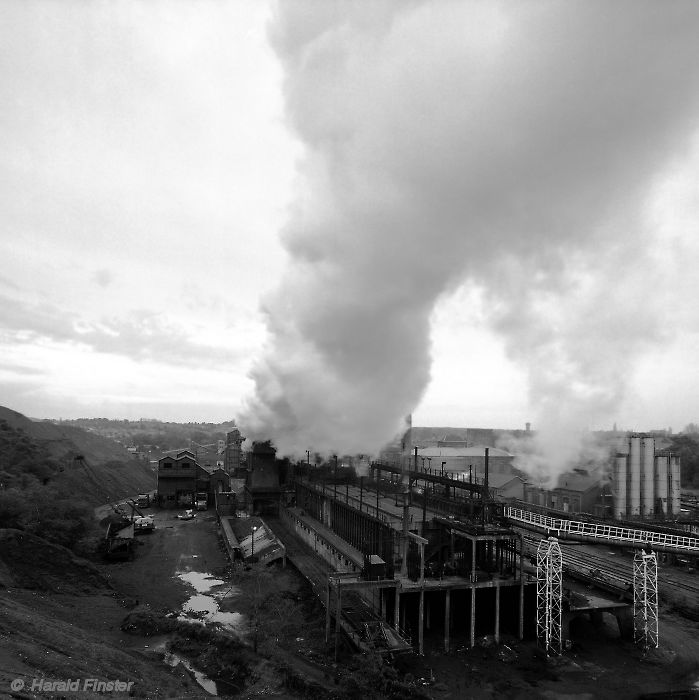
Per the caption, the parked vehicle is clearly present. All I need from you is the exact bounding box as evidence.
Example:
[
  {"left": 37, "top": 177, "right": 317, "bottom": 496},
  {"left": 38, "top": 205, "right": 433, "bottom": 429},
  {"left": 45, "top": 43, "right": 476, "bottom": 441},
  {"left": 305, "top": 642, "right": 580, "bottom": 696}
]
[
  {"left": 195, "top": 492, "right": 208, "bottom": 511},
  {"left": 177, "top": 509, "right": 196, "bottom": 520},
  {"left": 134, "top": 516, "right": 155, "bottom": 533},
  {"left": 104, "top": 520, "right": 136, "bottom": 560},
  {"left": 136, "top": 493, "right": 151, "bottom": 508}
]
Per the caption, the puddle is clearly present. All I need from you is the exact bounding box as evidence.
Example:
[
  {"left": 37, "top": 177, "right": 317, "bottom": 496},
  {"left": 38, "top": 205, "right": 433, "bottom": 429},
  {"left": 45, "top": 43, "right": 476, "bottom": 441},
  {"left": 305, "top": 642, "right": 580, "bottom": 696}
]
[
  {"left": 183, "top": 594, "right": 219, "bottom": 615},
  {"left": 178, "top": 571, "right": 225, "bottom": 593},
  {"left": 177, "top": 571, "right": 245, "bottom": 633},
  {"left": 154, "top": 642, "right": 217, "bottom": 696}
]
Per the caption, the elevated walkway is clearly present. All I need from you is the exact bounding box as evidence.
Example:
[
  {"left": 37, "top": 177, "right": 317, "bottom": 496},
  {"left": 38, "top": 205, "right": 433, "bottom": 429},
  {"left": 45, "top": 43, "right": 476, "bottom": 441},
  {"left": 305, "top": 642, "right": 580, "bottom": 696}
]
[{"left": 505, "top": 506, "right": 699, "bottom": 554}]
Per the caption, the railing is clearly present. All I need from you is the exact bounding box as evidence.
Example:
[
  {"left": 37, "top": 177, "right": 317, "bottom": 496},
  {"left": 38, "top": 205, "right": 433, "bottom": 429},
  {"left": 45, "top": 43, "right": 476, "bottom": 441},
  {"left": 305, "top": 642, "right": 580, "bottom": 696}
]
[
  {"left": 504, "top": 506, "right": 699, "bottom": 552},
  {"left": 297, "top": 478, "right": 402, "bottom": 525}
]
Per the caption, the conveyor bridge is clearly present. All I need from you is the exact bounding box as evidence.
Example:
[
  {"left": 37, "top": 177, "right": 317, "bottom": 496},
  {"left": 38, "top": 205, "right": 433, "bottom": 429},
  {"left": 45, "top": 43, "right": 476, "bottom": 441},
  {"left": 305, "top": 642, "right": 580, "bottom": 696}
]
[{"left": 504, "top": 506, "right": 699, "bottom": 554}]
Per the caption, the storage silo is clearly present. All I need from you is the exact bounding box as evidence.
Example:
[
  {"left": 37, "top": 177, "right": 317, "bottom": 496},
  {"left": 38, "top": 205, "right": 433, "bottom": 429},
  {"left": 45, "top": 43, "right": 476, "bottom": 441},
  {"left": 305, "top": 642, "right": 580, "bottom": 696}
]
[
  {"left": 669, "top": 454, "right": 681, "bottom": 516},
  {"left": 627, "top": 436, "right": 641, "bottom": 516},
  {"left": 642, "top": 436, "right": 655, "bottom": 517},
  {"left": 654, "top": 454, "right": 669, "bottom": 516},
  {"left": 614, "top": 455, "right": 627, "bottom": 519}
]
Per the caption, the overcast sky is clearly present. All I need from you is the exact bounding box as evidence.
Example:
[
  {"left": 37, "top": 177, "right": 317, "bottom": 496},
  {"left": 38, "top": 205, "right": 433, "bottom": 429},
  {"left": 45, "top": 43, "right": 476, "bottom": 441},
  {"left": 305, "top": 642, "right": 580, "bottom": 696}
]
[{"left": 3, "top": 1, "right": 699, "bottom": 462}]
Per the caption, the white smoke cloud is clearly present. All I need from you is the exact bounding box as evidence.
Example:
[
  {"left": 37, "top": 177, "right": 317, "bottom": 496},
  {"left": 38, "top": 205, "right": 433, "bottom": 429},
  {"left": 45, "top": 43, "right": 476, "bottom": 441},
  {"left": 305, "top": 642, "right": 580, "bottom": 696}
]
[{"left": 241, "top": 1, "right": 699, "bottom": 466}]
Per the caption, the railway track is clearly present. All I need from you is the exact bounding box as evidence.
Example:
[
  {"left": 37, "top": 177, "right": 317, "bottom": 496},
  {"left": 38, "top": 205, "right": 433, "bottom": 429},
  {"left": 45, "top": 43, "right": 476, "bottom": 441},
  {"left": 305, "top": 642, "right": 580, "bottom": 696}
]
[{"left": 520, "top": 532, "right": 699, "bottom": 599}]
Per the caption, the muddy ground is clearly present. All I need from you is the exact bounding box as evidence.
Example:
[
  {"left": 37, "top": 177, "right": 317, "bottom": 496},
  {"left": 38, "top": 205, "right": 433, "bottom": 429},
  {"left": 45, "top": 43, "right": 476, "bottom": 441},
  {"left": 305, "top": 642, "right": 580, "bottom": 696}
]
[{"left": 1, "top": 508, "right": 698, "bottom": 699}]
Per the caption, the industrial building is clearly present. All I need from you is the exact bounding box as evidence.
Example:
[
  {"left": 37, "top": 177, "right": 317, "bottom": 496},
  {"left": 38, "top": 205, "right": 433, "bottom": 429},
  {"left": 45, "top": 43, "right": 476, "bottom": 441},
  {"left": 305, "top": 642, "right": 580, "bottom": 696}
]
[
  {"left": 156, "top": 449, "right": 230, "bottom": 508},
  {"left": 414, "top": 445, "right": 515, "bottom": 476},
  {"left": 611, "top": 435, "right": 681, "bottom": 518},
  {"left": 523, "top": 468, "right": 604, "bottom": 515},
  {"left": 223, "top": 426, "right": 245, "bottom": 475}
]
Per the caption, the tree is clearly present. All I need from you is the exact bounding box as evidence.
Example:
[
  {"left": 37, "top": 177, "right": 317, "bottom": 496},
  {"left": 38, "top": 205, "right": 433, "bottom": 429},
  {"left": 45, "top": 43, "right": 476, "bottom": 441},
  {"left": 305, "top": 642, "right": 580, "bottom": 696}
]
[
  {"left": 229, "top": 564, "right": 305, "bottom": 655},
  {"left": 668, "top": 435, "right": 699, "bottom": 488}
]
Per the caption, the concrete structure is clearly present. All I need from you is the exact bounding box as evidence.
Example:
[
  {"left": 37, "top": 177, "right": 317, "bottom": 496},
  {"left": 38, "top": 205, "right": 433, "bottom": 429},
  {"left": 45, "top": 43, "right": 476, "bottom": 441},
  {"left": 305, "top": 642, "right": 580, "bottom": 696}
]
[
  {"left": 670, "top": 454, "right": 681, "bottom": 516},
  {"left": 293, "top": 478, "right": 529, "bottom": 655},
  {"left": 245, "top": 441, "right": 282, "bottom": 515},
  {"left": 614, "top": 456, "right": 627, "bottom": 519},
  {"left": 224, "top": 427, "right": 245, "bottom": 475},
  {"left": 628, "top": 436, "right": 642, "bottom": 516},
  {"left": 611, "top": 435, "right": 681, "bottom": 518},
  {"left": 642, "top": 436, "right": 655, "bottom": 517}
]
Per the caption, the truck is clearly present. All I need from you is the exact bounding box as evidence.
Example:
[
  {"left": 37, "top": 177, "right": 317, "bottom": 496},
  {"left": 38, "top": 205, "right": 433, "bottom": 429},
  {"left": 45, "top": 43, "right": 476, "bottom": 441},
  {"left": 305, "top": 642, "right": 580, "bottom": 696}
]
[
  {"left": 136, "top": 493, "right": 151, "bottom": 508},
  {"left": 196, "top": 492, "right": 208, "bottom": 511}
]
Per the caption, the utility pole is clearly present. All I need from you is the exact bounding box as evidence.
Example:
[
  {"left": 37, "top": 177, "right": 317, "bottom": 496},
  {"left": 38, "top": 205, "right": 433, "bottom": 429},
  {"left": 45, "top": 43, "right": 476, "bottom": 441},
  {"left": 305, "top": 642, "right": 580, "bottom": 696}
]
[
  {"left": 251, "top": 525, "right": 258, "bottom": 562},
  {"left": 482, "top": 448, "right": 489, "bottom": 527},
  {"left": 334, "top": 455, "right": 338, "bottom": 501}
]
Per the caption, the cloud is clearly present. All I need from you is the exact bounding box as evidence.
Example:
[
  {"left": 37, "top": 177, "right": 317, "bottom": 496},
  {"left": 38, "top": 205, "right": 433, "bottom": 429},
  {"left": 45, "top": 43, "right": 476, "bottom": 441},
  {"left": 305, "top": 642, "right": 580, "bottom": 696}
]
[
  {"left": 92, "top": 269, "right": 114, "bottom": 288},
  {"left": 0, "top": 293, "right": 246, "bottom": 369},
  {"left": 241, "top": 1, "right": 699, "bottom": 468}
]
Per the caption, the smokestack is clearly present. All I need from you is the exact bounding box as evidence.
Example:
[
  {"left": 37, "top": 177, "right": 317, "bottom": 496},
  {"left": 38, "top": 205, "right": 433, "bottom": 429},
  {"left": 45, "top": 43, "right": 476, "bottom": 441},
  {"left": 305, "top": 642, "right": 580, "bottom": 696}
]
[{"left": 482, "top": 447, "right": 489, "bottom": 526}]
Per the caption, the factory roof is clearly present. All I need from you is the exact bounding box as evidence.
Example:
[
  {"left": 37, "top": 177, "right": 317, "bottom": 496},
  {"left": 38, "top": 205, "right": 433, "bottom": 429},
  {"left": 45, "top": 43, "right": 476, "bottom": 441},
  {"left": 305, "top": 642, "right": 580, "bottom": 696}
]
[
  {"left": 416, "top": 446, "right": 512, "bottom": 458},
  {"left": 554, "top": 470, "right": 600, "bottom": 492},
  {"left": 485, "top": 473, "right": 525, "bottom": 488}
]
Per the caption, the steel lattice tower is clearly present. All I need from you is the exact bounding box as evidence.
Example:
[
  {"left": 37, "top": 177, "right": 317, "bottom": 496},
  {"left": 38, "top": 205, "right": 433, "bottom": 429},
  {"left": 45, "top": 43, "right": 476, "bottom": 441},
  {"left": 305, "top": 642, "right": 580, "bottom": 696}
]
[
  {"left": 633, "top": 549, "right": 658, "bottom": 650},
  {"left": 536, "top": 537, "right": 563, "bottom": 656}
]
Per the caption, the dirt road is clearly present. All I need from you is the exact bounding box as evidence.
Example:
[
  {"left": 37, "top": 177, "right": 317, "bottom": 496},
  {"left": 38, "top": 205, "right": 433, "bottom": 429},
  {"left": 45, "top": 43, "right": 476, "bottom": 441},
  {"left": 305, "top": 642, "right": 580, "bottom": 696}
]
[
  {"left": 0, "top": 508, "right": 228, "bottom": 700},
  {"left": 99, "top": 508, "right": 228, "bottom": 611}
]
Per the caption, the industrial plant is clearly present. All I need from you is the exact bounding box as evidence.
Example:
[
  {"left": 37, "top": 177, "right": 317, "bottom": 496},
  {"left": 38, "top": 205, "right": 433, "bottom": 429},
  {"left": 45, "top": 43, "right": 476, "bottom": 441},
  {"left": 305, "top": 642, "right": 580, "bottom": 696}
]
[{"left": 156, "top": 423, "right": 698, "bottom": 672}]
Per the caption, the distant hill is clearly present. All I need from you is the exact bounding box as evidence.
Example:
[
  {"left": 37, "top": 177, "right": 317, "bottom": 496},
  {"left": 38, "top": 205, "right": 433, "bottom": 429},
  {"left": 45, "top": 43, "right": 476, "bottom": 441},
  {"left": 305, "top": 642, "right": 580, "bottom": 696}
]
[
  {"left": 0, "top": 406, "right": 154, "bottom": 506},
  {"left": 56, "top": 416, "right": 239, "bottom": 458}
]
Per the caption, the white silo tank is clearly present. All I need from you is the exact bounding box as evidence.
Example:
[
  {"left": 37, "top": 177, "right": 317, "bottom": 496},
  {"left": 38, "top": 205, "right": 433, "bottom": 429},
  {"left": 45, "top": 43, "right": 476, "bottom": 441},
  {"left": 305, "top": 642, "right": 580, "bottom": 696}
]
[
  {"left": 614, "top": 455, "right": 627, "bottom": 519},
  {"left": 654, "top": 455, "right": 669, "bottom": 516},
  {"left": 628, "top": 436, "right": 641, "bottom": 516},
  {"left": 669, "top": 454, "right": 681, "bottom": 516},
  {"left": 642, "top": 436, "right": 655, "bottom": 517}
]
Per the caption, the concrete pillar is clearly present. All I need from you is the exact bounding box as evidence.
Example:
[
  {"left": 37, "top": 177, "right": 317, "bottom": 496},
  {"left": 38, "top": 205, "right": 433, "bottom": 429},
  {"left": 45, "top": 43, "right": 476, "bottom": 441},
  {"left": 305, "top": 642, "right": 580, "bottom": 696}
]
[
  {"left": 325, "top": 580, "right": 331, "bottom": 643},
  {"left": 590, "top": 610, "right": 604, "bottom": 628},
  {"left": 518, "top": 535, "right": 524, "bottom": 640},
  {"left": 394, "top": 588, "right": 400, "bottom": 628},
  {"left": 426, "top": 596, "right": 431, "bottom": 630},
  {"left": 495, "top": 585, "right": 500, "bottom": 643},
  {"left": 471, "top": 541, "right": 477, "bottom": 583},
  {"left": 419, "top": 589, "right": 425, "bottom": 655},
  {"left": 470, "top": 586, "right": 476, "bottom": 648},
  {"left": 444, "top": 589, "right": 451, "bottom": 653},
  {"left": 616, "top": 608, "right": 634, "bottom": 640},
  {"left": 335, "top": 584, "right": 342, "bottom": 661}
]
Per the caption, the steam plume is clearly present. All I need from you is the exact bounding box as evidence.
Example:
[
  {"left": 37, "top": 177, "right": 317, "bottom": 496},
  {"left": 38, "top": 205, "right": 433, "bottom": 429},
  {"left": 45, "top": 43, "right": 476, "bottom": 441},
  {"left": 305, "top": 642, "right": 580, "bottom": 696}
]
[{"left": 241, "top": 1, "right": 699, "bottom": 471}]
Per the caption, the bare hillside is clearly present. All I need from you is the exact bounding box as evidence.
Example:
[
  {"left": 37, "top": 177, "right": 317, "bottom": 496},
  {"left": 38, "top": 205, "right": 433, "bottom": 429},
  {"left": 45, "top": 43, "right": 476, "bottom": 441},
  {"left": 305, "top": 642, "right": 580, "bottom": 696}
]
[{"left": 0, "top": 405, "right": 155, "bottom": 505}]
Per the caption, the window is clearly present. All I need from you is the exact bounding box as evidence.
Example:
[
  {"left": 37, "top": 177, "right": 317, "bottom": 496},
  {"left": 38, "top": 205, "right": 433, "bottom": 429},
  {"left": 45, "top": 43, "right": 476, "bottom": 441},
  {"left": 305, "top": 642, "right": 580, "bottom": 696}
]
[{"left": 163, "top": 462, "right": 172, "bottom": 469}]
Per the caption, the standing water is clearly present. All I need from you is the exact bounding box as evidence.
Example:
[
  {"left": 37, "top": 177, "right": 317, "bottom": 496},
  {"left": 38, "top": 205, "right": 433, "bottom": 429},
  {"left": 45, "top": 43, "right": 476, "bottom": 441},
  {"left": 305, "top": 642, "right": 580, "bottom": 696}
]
[{"left": 177, "top": 570, "right": 246, "bottom": 633}]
